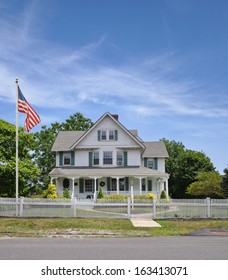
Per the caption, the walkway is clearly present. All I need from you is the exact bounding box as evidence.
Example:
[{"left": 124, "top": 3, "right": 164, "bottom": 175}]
[{"left": 130, "top": 213, "right": 161, "bottom": 227}]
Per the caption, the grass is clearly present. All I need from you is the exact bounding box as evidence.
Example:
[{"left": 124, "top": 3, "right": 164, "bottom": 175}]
[{"left": 0, "top": 218, "right": 228, "bottom": 238}]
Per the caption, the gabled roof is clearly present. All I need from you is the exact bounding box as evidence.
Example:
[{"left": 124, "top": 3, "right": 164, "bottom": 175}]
[
  {"left": 142, "top": 141, "right": 169, "bottom": 158},
  {"left": 51, "top": 131, "right": 85, "bottom": 152},
  {"left": 70, "top": 112, "right": 145, "bottom": 150}
]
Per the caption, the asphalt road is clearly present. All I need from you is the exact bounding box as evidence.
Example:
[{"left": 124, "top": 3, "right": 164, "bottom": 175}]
[{"left": 0, "top": 236, "right": 227, "bottom": 260}]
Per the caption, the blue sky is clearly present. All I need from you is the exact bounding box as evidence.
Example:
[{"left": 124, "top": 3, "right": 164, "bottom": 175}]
[{"left": 0, "top": 0, "right": 228, "bottom": 173}]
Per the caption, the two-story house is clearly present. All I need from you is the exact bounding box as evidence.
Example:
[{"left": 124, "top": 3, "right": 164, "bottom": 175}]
[{"left": 49, "top": 112, "right": 169, "bottom": 199}]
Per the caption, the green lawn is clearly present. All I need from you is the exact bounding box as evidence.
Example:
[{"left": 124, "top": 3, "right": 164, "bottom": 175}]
[{"left": 0, "top": 218, "right": 228, "bottom": 238}]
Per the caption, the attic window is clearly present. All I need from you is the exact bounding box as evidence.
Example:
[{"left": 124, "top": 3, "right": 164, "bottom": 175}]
[
  {"left": 109, "top": 130, "right": 114, "bottom": 140},
  {"left": 98, "top": 130, "right": 118, "bottom": 141},
  {"left": 101, "top": 130, "right": 107, "bottom": 140}
]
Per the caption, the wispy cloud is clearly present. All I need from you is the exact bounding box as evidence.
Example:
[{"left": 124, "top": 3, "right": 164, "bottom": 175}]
[{"left": 0, "top": 1, "right": 228, "bottom": 122}]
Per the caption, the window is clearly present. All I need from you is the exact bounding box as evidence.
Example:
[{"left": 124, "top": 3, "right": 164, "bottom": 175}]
[
  {"left": 85, "top": 179, "right": 93, "bottom": 192},
  {"left": 119, "top": 178, "right": 125, "bottom": 191},
  {"left": 103, "top": 151, "right": 113, "bottom": 165},
  {"left": 63, "top": 178, "right": 70, "bottom": 189},
  {"left": 116, "top": 151, "right": 123, "bottom": 166},
  {"left": 98, "top": 130, "right": 118, "bottom": 141},
  {"left": 148, "top": 159, "right": 154, "bottom": 169},
  {"left": 63, "top": 153, "right": 71, "bottom": 165},
  {"left": 93, "top": 151, "right": 99, "bottom": 165},
  {"left": 142, "top": 178, "right": 146, "bottom": 191},
  {"left": 109, "top": 130, "right": 114, "bottom": 140},
  {"left": 101, "top": 130, "right": 107, "bottom": 140},
  {"left": 111, "top": 178, "right": 117, "bottom": 191}
]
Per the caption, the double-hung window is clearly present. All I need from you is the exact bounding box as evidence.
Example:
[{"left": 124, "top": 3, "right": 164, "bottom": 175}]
[
  {"left": 116, "top": 151, "right": 123, "bottom": 166},
  {"left": 101, "top": 130, "right": 107, "bottom": 140},
  {"left": 109, "top": 130, "right": 114, "bottom": 140},
  {"left": 148, "top": 159, "right": 154, "bottom": 169},
  {"left": 103, "top": 151, "right": 113, "bottom": 165},
  {"left": 63, "top": 153, "right": 71, "bottom": 165},
  {"left": 93, "top": 151, "right": 99, "bottom": 165}
]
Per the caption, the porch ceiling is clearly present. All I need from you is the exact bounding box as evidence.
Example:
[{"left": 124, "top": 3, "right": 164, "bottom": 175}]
[{"left": 49, "top": 166, "right": 169, "bottom": 179}]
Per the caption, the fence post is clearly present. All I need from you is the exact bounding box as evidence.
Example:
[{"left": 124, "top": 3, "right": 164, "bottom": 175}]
[
  {"left": 19, "top": 197, "right": 24, "bottom": 217},
  {"left": 127, "top": 197, "right": 131, "bottom": 218},
  {"left": 72, "top": 197, "right": 77, "bottom": 217},
  {"left": 206, "top": 197, "right": 211, "bottom": 218},
  {"left": 131, "top": 186, "right": 134, "bottom": 209},
  {"left": 153, "top": 198, "right": 156, "bottom": 219}
]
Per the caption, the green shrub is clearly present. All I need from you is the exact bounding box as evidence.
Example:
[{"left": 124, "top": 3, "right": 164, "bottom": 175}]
[
  {"left": 160, "top": 190, "right": 167, "bottom": 199},
  {"left": 103, "top": 194, "right": 128, "bottom": 200},
  {"left": 97, "top": 187, "right": 104, "bottom": 199},
  {"left": 44, "top": 183, "right": 58, "bottom": 199},
  {"left": 63, "top": 188, "right": 71, "bottom": 199}
]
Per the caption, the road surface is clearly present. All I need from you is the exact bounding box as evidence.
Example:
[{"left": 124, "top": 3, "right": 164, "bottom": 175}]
[{"left": 0, "top": 236, "right": 227, "bottom": 260}]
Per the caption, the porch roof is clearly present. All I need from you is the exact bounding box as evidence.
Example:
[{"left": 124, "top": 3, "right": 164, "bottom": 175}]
[{"left": 49, "top": 166, "right": 169, "bottom": 179}]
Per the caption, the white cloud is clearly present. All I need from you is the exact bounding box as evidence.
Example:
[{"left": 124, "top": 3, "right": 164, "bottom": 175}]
[{"left": 0, "top": 2, "right": 228, "bottom": 122}]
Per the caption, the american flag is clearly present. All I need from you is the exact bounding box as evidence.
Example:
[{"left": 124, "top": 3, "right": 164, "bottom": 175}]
[{"left": 17, "top": 85, "right": 41, "bottom": 132}]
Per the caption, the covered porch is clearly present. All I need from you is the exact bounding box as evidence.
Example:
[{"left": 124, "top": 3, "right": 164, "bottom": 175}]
[{"left": 49, "top": 167, "right": 169, "bottom": 199}]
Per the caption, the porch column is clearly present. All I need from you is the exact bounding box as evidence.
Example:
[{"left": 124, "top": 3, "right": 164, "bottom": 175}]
[
  {"left": 165, "top": 178, "right": 169, "bottom": 199},
  {"left": 116, "top": 177, "right": 120, "bottom": 194},
  {"left": 71, "top": 178, "right": 75, "bottom": 198},
  {"left": 134, "top": 177, "right": 144, "bottom": 195},
  {"left": 50, "top": 177, "right": 58, "bottom": 184},
  {"left": 138, "top": 177, "right": 142, "bottom": 195},
  {"left": 89, "top": 176, "right": 101, "bottom": 199}
]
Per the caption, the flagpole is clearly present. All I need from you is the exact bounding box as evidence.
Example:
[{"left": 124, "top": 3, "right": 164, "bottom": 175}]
[{"left": 15, "top": 78, "right": 19, "bottom": 216}]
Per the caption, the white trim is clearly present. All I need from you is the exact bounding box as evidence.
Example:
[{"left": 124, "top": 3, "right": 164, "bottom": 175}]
[{"left": 70, "top": 112, "right": 146, "bottom": 150}]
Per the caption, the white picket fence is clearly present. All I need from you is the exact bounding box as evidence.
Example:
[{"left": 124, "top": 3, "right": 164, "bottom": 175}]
[{"left": 0, "top": 197, "right": 228, "bottom": 219}]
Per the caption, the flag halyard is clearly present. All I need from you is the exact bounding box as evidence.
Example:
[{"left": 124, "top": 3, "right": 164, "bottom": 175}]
[{"left": 17, "top": 85, "right": 41, "bottom": 132}]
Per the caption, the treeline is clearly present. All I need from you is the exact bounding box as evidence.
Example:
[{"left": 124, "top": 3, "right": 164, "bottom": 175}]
[{"left": 0, "top": 113, "right": 227, "bottom": 198}]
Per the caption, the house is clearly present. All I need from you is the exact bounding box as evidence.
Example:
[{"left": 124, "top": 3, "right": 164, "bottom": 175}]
[{"left": 49, "top": 112, "right": 169, "bottom": 199}]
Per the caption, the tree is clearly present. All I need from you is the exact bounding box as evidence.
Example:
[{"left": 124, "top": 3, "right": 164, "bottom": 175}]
[
  {"left": 186, "top": 171, "right": 223, "bottom": 198},
  {"left": 221, "top": 167, "right": 228, "bottom": 197},
  {"left": 161, "top": 138, "right": 215, "bottom": 198},
  {"left": 34, "top": 113, "right": 93, "bottom": 189},
  {"left": 0, "top": 119, "right": 40, "bottom": 197}
]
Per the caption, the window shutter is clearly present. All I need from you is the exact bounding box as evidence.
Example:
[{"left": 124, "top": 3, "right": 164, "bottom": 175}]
[
  {"left": 89, "top": 152, "right": 93, "bottom": 167},
  {"left": 125, "top": 177, "right": 129, "bottom": 191},
  {"left": 144, "top": 158, "right": 148, "bottom": 167},
  {"left": 79, "top": 179, "right": 84, "bottom": 193},
  {"left": 97, "top": 130, "right": 101, "bottom": 141},
  {"left": 148, "top": 180, "right": 152, "bottom": 192},
  {"left": 124, "top": 151, "right": 128, "bottom": 166},
  {"left": 71, "top": 151, "right": 75, "bottom": 166},
  {"left": 154, "top": 158, "right": 158, "bottom": 170},
  {"left": 114, "top": 130, "right": 118, "bottom": 141},
  {"left": 59, "top": 152, "right": 63, "bottom": 166},
  {"left": 107, "top": 177, "right": 111, "bottom": 191}
]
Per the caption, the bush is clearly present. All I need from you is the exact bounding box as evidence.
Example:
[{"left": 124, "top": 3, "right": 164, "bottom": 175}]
[
  {"left": 160, "top": 190, "right": 167, "bottom": 199},
  {"left": 134, "top": 193, "right": 157, "bottom": 200},
  {"left": 103, "top": 194, "right": 128, "bottom": 200},
  {"left": 97, "top": 187, "right": 104, "bottom": 199},
  {"left": 63, "top": 188, "right": 71, "bottom": 199},
  {"left": 44, "top": 183, "right": 58, "bottom": 199}
]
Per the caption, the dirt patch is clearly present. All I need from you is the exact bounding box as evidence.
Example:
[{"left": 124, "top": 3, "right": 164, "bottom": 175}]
[{"left": 184, "top": 228, "right": 228, "bottom": 236}]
